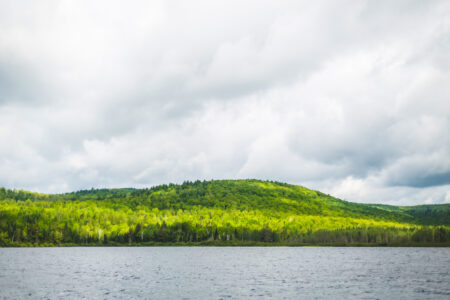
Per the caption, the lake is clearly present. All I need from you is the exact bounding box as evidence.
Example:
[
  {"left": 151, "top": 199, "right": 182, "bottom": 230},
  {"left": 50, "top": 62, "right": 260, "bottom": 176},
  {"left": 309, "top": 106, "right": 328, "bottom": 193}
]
[{"left": 0, "top": 247, "right": 449, "bottom": 299}]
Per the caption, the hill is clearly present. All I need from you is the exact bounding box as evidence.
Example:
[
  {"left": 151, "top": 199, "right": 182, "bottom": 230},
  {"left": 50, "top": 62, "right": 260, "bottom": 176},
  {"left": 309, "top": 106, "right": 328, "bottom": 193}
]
[{"left": 0, "top": 179, "right": 449, "bottom": 246}]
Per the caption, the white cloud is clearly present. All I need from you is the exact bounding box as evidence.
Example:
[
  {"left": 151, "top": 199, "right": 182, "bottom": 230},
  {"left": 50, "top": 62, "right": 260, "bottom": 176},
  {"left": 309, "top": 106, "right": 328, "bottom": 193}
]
[
  {"left": 0, "top": 0, "right": 449, "bottom": 204},
  {"left": 445, "top": 191, "right": 450, "bottom": 204}
]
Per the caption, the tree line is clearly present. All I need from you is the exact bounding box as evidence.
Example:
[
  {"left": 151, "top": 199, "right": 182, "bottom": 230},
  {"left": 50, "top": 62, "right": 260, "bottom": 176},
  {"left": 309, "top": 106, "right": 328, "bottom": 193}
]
[{"left": 1, "top": 199, "right": 448, "bottom": 246}]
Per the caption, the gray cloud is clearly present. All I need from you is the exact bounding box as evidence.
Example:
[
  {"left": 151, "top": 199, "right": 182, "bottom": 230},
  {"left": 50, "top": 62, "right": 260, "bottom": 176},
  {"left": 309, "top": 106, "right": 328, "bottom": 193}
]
[
  {"left": 0, "top": 0, "right": 449, "bottom": 205},
  {"left": 397, "top": 173, "right": 450, "bottom": 188}
]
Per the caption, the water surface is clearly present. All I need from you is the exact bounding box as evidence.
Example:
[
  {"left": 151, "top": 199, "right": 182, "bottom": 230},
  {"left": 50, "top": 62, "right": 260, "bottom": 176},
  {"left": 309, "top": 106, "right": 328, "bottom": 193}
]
[{"left": 0, "top": 247, "right": 449, "bottom": 299}]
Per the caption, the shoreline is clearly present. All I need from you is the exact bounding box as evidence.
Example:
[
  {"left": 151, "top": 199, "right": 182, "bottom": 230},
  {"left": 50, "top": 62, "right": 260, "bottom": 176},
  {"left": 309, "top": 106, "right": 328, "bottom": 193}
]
[{"left": 2, "top": 241, "right": 450, "bottom": 247}]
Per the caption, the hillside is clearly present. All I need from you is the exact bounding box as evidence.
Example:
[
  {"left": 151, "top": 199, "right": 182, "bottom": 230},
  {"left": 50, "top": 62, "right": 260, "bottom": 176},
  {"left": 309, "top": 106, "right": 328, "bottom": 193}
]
[{"left": 0, "top": 179, "right": 449, "bottom": 246}]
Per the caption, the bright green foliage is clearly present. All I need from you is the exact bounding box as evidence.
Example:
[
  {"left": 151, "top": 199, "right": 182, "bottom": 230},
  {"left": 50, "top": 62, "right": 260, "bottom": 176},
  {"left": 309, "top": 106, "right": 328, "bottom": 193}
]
[{"left": 0, "top": 180, "right": 449, "bottom": 246}]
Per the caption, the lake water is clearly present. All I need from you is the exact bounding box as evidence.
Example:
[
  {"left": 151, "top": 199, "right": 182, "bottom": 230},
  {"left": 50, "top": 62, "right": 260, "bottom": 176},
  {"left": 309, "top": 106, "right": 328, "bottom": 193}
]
[{"left": 0, "top": 247, "right": 449, "bottom": 299}]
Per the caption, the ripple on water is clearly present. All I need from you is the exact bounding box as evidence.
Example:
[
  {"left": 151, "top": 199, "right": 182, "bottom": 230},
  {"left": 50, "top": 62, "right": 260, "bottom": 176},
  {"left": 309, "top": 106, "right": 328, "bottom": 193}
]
[{"left": 0, "top": 247, "right": 449, "bottom": 299}]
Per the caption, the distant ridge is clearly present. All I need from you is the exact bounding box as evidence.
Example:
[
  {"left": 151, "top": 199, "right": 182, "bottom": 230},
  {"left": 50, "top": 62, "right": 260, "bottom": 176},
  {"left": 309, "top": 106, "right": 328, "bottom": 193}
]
[{"left": 1, "top": 179, "right": 449, "bottom": 246}]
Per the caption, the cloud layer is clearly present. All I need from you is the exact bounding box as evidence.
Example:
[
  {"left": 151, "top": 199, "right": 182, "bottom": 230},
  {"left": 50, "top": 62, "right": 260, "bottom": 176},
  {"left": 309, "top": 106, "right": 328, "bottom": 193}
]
[{"left": 0, "top": 0, "right": 449, "bottom": 205}]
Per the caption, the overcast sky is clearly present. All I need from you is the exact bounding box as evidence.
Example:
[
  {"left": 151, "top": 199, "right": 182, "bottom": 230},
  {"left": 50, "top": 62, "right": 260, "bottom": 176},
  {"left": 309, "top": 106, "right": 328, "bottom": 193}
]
[{"left": 0, "top": 0, "right": 449, "bottom": 205}]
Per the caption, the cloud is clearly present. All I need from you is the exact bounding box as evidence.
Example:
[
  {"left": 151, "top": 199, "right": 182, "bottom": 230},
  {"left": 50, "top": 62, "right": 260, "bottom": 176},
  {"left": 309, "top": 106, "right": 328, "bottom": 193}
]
[{"left": 0, "top": 0, "right": 449, "bottom": 204}]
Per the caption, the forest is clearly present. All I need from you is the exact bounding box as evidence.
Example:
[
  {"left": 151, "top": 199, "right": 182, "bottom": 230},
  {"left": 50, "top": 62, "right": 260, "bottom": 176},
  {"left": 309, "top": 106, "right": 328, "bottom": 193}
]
[{"left": 0, "top": 179, "right": 449, "bottom": 246}]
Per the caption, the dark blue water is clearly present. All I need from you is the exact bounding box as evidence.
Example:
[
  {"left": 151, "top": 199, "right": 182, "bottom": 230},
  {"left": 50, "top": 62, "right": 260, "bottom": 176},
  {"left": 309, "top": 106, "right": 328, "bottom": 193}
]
[{"left": 0, "top": 247, "right": 449, "bottom": 299}]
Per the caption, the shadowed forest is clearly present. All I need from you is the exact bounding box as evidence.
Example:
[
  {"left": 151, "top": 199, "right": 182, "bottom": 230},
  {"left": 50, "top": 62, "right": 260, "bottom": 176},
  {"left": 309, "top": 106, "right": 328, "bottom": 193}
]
[{"left": 1, "top": 180, "right": 449, "bottom": 246}]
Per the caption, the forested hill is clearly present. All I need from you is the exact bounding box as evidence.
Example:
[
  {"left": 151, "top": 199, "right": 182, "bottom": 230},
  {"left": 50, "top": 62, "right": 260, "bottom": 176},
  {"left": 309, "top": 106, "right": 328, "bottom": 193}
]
[
  {"left": 1, "top": 179, "right": 449, "bottom": 246},
  {"left": 3, "top": 179, "right": 446, "bottom": 225}
]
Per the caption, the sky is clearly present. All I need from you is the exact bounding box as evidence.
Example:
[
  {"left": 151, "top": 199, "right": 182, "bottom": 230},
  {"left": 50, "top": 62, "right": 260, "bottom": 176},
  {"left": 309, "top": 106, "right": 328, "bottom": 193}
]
[{"left": 0, "top": 0, "right": 449, "bottom": 205}]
